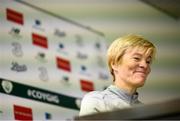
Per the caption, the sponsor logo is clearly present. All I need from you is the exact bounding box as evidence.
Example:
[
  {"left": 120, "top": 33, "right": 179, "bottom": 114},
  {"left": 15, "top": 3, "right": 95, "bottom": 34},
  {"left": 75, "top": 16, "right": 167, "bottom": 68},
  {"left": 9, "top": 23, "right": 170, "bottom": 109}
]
[
  {"left": 1, "top": 80, "right": 13, "bottom": 94},
  {"left": 60, "top": 76, "right": 71, "bottom": 86},
  {"left": 27, "top": 89, "right": 60, "bottom": 104},
  {"left": 54, "top": 28, "right": 66, "bottom": 37},
  {"left": 11, "top": 42, "right": 23, "bottom": 57},
  {"left": 80, "top": 80, "right": 94, "bottom": 92},
  {"left": 9, "top": 27, "right": 22, "bottom": 38},
  {"left": 76, "top": 51, "right": 88, "bottom": 60},
  {"left": 11, "top": 62, "right": 27, "bottom": 72},
  {"left": 38, "top": 67, "right": 49, "bottom": 81},
  {"left": 57, "top": 43, "right": 68, "bottom": 55},
  {"left": 81, "top": 65, "right": 87, "bottom": 72},
  {"left": 32, "top": 19, "right": 45, "bottom": 31},
  {"left": 59, "top": 43, "right": 64, "bottom": 49},
  {"left": 13, "top": 105, "right": 33, "bottom": 120},
  {"left": 6, "top": 8, "right": 24, "bottom": 25},
  {"left": 79, "top": 65, "right": 91, "bottom": 77},
  {"left": 95, "top": 42, "right": 102, "bottom": 51},
  {"left": 32, "top": 33, "right": 48, "bottom": 49},
  {"left": 75, "top": 34, "right": 84, "bottom": 47},
  {"left": 56, "top": 57, "right": 71, "bottom": 72},
  {"left": 35, "top": 52, "right": 47, "bottom": 63},
  {"left": 45, "top": 112, "right": 52, "bottom": 120}
]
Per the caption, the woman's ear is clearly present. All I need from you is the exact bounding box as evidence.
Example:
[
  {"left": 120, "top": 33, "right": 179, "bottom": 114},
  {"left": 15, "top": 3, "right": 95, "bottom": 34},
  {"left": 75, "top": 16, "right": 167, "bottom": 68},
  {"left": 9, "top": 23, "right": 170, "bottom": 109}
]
[{"left": 111, "top": 63, "right": 118, "bottom": 72}]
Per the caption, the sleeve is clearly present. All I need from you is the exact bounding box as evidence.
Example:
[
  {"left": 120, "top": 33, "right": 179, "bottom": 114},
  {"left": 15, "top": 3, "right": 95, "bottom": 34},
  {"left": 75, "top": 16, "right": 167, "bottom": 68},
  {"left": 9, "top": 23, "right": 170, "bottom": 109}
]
[{"left": 79, "top": 92, "right": 103, "bottom": 116}]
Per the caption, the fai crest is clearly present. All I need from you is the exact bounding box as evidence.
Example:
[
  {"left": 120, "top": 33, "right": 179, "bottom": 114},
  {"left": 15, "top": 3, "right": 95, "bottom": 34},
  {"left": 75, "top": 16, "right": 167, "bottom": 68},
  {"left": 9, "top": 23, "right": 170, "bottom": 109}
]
[{"left": 1, "top": 80, "right": 13, "bottom": 94}]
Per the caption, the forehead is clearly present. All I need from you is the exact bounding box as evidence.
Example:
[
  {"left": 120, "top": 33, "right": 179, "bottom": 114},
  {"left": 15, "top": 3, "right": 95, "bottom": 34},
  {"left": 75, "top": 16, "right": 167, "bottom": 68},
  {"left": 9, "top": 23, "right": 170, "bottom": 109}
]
[{"left": 125, "top": 46, "right": 153, "bottom": 57}]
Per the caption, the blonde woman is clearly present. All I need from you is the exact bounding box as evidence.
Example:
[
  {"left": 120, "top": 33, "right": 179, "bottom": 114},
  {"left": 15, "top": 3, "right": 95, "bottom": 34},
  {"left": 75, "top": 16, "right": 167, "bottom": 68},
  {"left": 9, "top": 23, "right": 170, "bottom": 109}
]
[{"left": 79, "top": 34, "right": 156, "bottom": 116}]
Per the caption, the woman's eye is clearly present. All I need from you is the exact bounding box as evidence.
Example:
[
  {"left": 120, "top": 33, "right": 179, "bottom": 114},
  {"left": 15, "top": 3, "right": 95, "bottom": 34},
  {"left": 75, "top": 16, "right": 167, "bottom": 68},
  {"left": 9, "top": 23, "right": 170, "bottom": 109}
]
[
  {"left": 133, "top": 57, "right": 140, "bottom": 61},
  {"left": 146, "top": 61, "right": 150, "bottom": 64},
  {"left": 146, "top": 60, "right": 152, "bottom": 64}
]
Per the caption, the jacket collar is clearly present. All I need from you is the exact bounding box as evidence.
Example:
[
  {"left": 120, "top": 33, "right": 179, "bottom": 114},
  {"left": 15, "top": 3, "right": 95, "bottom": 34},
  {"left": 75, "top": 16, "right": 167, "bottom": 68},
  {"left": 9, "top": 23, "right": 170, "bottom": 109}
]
[{"left": 107, "top": 85, "right": 139, "bottom": 104}]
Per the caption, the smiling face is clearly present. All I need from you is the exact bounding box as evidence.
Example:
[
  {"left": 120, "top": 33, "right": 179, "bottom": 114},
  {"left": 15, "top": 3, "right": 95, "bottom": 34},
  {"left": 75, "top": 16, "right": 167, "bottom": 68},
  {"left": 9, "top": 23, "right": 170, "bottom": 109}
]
[{"left": 112, "top": 46, "right": 153, "bottom": 91}]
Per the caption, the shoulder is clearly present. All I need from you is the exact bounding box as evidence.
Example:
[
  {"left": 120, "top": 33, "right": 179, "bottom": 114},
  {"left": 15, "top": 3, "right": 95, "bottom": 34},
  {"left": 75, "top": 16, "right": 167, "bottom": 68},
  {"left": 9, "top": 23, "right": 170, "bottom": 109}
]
[
  {"left": 79, "top": 91, "right": 106, "bottom": 116},
  {"left": 80, "top": 89, "right": 117, "bottom": 109},
  {"left": 83, "top": 91, "right": 104, "bottom": 100},
  {"left": 82, "top": 89, "right": 113, "bottom": 102},
  {"left": 82, "top": 88, "right": 119, "bottom": 102}
]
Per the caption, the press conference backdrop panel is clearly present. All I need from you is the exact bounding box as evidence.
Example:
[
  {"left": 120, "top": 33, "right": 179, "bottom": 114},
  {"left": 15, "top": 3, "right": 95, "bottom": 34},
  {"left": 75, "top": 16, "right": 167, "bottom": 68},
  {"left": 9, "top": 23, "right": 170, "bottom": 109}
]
[{"left": 0, "top": 0, "right": 111, "bottom": 120}]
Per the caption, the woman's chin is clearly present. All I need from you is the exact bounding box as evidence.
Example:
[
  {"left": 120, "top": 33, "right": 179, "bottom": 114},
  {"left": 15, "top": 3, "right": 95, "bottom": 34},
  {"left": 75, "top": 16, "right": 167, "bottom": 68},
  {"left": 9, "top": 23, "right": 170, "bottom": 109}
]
[{"left": 134, "top": 78, "right": 146, "bottom": 87}]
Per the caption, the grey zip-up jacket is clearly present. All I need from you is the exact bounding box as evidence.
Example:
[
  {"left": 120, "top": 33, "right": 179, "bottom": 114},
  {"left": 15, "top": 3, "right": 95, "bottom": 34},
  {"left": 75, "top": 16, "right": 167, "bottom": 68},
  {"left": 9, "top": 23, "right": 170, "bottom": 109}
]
[{"left": 79, "top": 85, "right": 142, "bottom": 116}]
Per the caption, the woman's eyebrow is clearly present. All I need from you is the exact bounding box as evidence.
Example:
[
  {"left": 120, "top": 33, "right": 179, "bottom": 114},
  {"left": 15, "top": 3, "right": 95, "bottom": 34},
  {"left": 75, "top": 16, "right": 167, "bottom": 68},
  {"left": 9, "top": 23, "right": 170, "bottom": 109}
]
[
  {"left": 132, "top": 53, "right": 152, "bottom": 59},
  {"left": 132, "top": 53, "right": 142, "bottom": 56}
]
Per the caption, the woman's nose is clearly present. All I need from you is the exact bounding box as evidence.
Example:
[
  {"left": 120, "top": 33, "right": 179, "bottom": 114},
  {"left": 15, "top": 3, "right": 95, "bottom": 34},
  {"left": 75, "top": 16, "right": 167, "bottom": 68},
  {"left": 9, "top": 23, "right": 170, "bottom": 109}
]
[{"left": 139, "top": 60, "right": 148, "bottom": 69}]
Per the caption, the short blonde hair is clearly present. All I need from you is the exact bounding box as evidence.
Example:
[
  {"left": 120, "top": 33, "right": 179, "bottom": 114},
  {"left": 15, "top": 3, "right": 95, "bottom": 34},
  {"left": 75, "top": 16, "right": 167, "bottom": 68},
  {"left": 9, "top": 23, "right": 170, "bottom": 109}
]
[{"left": 107, "top": 34, "right": 156, "bottom": 81}]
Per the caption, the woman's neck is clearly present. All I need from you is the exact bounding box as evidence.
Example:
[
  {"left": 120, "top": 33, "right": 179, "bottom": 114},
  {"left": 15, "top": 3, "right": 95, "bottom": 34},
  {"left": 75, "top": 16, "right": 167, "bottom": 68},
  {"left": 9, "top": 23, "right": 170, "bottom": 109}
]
[{"left": 114, "top": 80, "right": 136, "bottom": 95}]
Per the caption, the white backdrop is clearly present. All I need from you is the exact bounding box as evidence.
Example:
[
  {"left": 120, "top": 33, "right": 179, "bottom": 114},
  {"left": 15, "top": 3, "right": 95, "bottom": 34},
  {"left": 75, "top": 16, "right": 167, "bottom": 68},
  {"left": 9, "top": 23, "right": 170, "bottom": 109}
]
[{"left": 0, "top": 0, "right": 111, "bottom": 120}]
